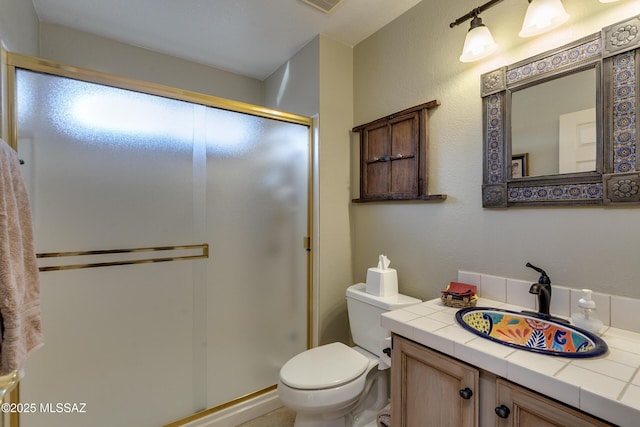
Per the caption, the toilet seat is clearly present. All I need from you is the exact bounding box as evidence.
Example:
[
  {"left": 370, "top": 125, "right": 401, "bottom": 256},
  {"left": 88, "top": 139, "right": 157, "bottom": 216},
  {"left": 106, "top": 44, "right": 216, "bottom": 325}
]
[{"left": 279, "top": 342, "right": 369, "bottom": 390}]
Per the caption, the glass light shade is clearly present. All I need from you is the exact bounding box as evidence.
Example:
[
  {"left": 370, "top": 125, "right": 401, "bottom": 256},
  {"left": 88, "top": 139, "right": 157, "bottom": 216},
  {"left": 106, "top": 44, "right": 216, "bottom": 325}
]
[
  {"left": 519, "top": 0, "right": 570, "bottom": 38},
  {"left": 459, "top": 23, "right": 498, "bottom": 62}
]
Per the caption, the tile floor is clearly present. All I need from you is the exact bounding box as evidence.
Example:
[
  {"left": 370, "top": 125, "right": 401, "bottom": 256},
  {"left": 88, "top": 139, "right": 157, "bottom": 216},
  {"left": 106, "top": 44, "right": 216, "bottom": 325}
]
[{"left": 237, "top": 407, "right": 295, "bottom": 427}]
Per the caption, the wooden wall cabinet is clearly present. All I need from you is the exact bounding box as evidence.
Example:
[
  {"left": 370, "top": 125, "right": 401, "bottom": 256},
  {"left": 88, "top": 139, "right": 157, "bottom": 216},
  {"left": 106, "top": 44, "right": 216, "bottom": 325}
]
[
  {"left": 391, "top": 335, "right": 612, "bottom": 427},
  {"left": 352, "top": 101, "right": 445, "bottom": 203}
]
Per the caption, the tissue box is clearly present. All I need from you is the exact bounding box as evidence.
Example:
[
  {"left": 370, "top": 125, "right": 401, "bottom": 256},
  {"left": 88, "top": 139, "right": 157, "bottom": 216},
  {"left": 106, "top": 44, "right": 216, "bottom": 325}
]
[{"left": 366, "top": 268, "right": 398, "bottom": 296}]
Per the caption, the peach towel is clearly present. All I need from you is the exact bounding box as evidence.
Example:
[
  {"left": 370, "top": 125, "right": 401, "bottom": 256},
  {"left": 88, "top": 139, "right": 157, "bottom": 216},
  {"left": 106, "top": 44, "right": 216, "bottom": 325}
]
[
  {"left": 377, "top": 402, "right": 391, "bottom": 427},
  {"left": 0, "top": 139, "right": 43, "bottom": 375}
]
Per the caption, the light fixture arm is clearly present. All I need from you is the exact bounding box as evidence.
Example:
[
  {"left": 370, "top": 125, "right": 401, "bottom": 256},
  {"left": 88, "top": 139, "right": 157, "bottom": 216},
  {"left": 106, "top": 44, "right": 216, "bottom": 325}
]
[{"left": 449, "top": 0, "right": 505, "bottom": 29}]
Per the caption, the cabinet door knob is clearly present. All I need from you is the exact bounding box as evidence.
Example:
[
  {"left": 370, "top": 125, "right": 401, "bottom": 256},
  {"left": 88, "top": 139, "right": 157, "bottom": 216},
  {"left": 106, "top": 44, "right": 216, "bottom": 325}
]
[
  {"left": 495, "top": 405, "right": 511, "bottom": 419},
  {"left": 458, "top": 387, "right": 473, "bottom": 399}
]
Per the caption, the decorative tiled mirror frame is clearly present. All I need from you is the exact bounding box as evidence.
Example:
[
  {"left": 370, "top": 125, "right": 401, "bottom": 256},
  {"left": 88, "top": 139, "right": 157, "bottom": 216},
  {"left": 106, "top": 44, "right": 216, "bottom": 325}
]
[{"left": 481, "top": 16, "right": 640, "bottom": 207}]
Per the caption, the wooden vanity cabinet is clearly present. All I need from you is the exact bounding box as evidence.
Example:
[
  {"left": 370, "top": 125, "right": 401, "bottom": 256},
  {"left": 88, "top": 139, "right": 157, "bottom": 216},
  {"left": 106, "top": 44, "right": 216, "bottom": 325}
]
[
  {"left": 390, "top": 334, "right": 613, "bottom": 427},
  {"left": 391, "top": 334, "right": 479, "bottom": 427}
]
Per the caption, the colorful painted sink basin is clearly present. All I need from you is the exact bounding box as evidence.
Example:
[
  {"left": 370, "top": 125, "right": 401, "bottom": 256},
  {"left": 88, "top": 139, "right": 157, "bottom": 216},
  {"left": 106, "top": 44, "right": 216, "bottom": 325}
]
[{"left": 455, "top": 307, "right": 608, "bottom": 358}]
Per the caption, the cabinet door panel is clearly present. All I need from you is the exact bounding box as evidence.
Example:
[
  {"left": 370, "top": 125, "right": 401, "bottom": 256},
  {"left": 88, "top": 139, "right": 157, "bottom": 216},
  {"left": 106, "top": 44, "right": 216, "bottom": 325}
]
[
  {"left": 366, "top": 162, "right": 389, "bottom": 195},
  {"left": 391, "top": 335, "right": 478, "bottom": 427},
  {"left": 496, "top": 378, "right": 612, "bottom": 427},
  {"left": 389, "top": 113, "right": 419, "bottom": 195},
  {"left": 364, "top": 124, "right": 391, "bottom": 196}
]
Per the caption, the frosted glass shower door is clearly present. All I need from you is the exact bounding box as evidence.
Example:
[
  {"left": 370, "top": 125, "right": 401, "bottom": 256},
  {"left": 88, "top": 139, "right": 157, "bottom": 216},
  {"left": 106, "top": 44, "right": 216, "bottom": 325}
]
[
  {"left": 203, "top": 109, "right": 309, "bottom": 407},
  {"left": 15, "top": 69, "right": 200, "bottom": 427},
  {"left": 13, "top": 66, "right": 310, "bottom": 427}
]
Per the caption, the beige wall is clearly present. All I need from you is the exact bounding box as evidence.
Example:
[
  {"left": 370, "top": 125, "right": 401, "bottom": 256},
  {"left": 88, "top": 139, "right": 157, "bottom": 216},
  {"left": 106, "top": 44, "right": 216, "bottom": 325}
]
[
  {"left": 317, "top": 36, "right": 353, "bottom": 345},
  {"left": 0, "top": 0, "right": 38, "bottom": 55},
  {"left": 352, "top": 0, "right": 640, "bottom": 302},
  {"left": 39, "top": 23, "right": 264, "bottom": 105},
  {"left": 265, "top": 35, "right": 354, "bottom": 346},
  {"left": 265, "top": 36, "right": 319, "bottom": 117}
]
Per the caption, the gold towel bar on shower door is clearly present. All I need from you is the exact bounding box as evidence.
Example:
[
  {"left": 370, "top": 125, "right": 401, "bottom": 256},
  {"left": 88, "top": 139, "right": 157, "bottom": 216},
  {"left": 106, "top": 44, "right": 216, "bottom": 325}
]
[{"left": 36, "top": 243, "right": 209, "bottom": 272}]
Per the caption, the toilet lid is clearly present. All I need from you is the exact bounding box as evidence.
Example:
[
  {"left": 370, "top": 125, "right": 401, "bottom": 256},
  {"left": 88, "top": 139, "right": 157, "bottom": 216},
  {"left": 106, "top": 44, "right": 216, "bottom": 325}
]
[{"left": 279, "top": 342, "right": 369, "bottom": 390}]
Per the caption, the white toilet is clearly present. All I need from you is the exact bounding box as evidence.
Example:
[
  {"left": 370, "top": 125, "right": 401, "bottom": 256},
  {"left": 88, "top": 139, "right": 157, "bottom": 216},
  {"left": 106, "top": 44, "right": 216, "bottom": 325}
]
[{"left": 277, "top": 283, "right": 421, "bottom": 427}]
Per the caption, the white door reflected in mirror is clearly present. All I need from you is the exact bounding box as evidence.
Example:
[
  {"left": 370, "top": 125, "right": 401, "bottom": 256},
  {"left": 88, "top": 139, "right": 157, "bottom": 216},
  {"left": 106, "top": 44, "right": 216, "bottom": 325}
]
[{"left": 559, "top": 108, "right": 597, "bottom": 174}]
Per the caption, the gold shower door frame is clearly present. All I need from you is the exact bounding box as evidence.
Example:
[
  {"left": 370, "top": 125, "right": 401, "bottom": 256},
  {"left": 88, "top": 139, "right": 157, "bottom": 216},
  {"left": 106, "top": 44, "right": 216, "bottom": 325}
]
[{"left": 2, "top": 51, "right": 314, "bottom": 427}]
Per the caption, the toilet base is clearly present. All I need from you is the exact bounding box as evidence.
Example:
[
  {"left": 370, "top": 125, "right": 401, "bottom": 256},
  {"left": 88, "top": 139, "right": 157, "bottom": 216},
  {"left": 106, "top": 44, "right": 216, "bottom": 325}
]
[
  {"left": 290, "top": 369, "right": 389, "bottom": 427},
  {"left": 293, "top": 413, "right": 350, "bottom": 427},
  {"left": 293, "top": 415, "right": 378, "bottom": 427}
]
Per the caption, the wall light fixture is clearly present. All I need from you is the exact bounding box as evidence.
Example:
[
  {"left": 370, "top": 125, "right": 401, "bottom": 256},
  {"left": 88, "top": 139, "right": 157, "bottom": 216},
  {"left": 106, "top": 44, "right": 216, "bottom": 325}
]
[
  {"left": 459, "top": 11, "right": 499, "bottom": 62},
  {"left": 450, "top": 0, "right": 503, "bottom": 63},
  {"left": 519, "top": 0, "right": 570, "bottom": 37},
  {"left": 451, "top": 0, "right": 573, "bottom": 62}
]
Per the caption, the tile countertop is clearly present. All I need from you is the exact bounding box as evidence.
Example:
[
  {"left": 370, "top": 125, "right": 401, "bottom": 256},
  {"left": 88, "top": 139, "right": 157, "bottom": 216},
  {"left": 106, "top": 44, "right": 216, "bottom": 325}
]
[{"left": 381, "top": 297, "right": 640, "bottom": 427}]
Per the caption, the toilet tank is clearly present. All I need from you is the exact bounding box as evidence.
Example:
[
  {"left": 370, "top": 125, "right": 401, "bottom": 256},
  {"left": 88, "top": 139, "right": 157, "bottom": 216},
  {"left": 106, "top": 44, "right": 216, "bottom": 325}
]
[{"left": 346, "top": 283, "right": 421, "bottom": 355}]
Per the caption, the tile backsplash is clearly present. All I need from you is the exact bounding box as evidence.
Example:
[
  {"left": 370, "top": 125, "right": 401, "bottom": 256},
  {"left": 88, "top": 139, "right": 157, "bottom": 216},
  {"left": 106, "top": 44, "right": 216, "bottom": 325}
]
[{"left": 458, "top": 270, "right": 640, "bottom": 334}]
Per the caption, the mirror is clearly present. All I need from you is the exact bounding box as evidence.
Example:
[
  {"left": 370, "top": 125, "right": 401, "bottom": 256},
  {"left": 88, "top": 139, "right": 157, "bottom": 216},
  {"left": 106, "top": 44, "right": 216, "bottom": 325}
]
[
  {"left": 481, "top": 15, "right": 640, "bottom": 207},
  {"left": 511, "top": 68, "right": 597, "bottom": 177}
]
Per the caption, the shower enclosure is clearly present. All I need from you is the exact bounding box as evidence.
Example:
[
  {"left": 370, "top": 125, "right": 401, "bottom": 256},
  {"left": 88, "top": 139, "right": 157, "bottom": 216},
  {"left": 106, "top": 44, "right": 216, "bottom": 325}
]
[{"left": 5, "top": 54, "right": 312, "bottom": 427}]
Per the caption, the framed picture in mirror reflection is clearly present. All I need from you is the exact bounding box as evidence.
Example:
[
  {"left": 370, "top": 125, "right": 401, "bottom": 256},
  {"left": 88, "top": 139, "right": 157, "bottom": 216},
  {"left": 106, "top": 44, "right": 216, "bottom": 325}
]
[{"left": 512, "top": 153, "right": 528, "bottom": 178}]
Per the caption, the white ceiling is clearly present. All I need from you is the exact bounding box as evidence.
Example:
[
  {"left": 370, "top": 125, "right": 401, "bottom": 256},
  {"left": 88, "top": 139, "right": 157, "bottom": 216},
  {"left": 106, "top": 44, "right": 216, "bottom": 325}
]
[{"left": 31, "top": 0, "right": 423, "bottom": 80}]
